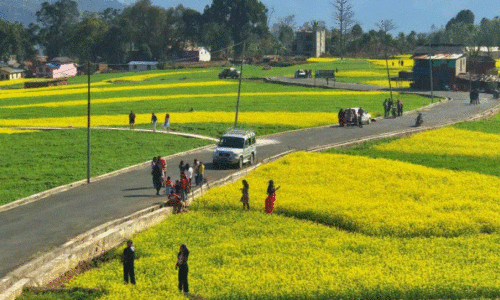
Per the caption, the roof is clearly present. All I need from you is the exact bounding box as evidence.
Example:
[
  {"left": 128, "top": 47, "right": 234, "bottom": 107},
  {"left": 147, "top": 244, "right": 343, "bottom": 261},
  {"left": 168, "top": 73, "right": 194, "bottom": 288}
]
[
  {"left": 128, "top": 61, "right": 158, "bottom": 65},
  {"left": 414, "top": 54, "right": 464, "bottom": 60},
  {"left": 223, "top": 129, "right": 255, "bottom": 138},
  {"left": 0, "top": 67, "right": 24, "bottom": 74},
  {"left": 51, "top": 57, "right": 73, "bottom": 64},
  {"left": 183, "top": 46, "right": 208, "bottom": 52},
  {"left": 413, "top": 44, "right": 466, "bottom": 56}
]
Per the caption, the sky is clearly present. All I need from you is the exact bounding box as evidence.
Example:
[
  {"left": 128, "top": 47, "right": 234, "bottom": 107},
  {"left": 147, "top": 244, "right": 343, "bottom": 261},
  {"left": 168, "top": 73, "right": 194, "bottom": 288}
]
[{"left": 120, "top": 0, "right": 500, "bottom": 34}]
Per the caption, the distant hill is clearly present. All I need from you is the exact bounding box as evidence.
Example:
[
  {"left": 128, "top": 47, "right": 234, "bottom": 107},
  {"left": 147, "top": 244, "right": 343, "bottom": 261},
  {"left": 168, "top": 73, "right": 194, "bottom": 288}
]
[{"left": 0, "top": 0, "right": 126, "bottom": 24}]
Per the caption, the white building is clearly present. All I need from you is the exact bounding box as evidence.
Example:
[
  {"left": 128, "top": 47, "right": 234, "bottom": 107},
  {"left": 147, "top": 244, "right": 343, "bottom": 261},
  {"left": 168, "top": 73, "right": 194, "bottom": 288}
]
[
  {"left": 128, "top": 61, "right": 158, "bottom": 72},
  {"left": 182, "top": 47, "right": 211, "bottom": 62},
  {"left": 0, "top": 67, "right": 24, "bottom": 80}
]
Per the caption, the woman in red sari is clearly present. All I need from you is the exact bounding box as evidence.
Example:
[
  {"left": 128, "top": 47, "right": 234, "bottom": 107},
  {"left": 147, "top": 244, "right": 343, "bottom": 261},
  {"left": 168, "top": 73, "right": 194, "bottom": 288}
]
[{"left": 265, "top": 180, "right": 280, "bottom": 213}]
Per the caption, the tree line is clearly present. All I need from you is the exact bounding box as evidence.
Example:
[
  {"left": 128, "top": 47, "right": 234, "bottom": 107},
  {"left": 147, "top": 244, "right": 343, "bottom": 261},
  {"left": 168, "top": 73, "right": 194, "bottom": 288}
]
[{"left": 1, "top": 0, "right": 500, "bottom": 65}]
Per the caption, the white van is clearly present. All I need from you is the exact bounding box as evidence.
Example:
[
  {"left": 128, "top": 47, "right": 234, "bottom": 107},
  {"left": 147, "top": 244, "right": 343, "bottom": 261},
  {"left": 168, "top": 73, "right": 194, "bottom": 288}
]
[{"left": 213, "top": 129, "right": 256, "bottom": 169}]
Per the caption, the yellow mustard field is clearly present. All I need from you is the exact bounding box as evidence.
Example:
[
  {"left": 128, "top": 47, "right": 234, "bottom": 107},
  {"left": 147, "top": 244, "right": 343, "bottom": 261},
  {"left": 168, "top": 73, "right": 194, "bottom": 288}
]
[
  {"left": 67, "top": 151, "right": 500, "bottom": 299},
  {"left": 1, "top": 90, "right": 384, "bottom": 109},
  {"left": 0, "top": 81, "right": 235, "bottom": 100},
  {"left": 373, "top": 127, "right": 500, "bottom": 158},
  {"left": 0, "top": 112, "right": 337, "bottom": 128},
  {"left": 307, "top": 57, "right": 338, "bottom": 63},
  {"left": 367, "top": 58, "right": 414, "bottom": 69},
  {"left": 366, "top": 79, "right": 411, "bottom": 88},
  {"left": 0, "top": 128, "right": 39, "bottom": 134},
  {"left": 197, "top": 152, "right": 500, "bottom": 237},
  {"left": 106, "top": 70, "right": 209, "bottom": 82}
]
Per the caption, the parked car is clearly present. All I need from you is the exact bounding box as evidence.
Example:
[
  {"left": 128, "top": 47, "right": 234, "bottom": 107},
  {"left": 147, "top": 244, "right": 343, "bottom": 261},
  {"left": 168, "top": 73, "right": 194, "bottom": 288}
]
[
  {"left": 344, "top": 107, "right": 372, "bottom": 125},
  {"left": 213, "top": 129, "right": 256, "bottom": 169},
  {"left": 294, "top": 69, "right": 307, "bottom": 78},
  {"left": 219, "top": 68, "right": 241, "bottom": 79}
]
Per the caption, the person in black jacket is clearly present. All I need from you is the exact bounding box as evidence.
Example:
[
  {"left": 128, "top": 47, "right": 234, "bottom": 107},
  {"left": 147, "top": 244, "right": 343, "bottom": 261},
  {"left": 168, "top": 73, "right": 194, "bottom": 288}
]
[
  {"left": 152, "top": 161, "right": 163, "bottom": 195},
  {"left": 122, "top": 240, "right": 135, "bottom": 284},
  {"left": 176, "top": 244, "right": 190, "bottom": 294}
]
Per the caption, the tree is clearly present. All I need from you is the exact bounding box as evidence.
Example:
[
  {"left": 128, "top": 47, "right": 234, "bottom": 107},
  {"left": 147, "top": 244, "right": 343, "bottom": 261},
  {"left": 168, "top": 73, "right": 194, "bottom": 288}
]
[
  {"left": 0, "top": 20, "right": 37, "bottom": 61},
  {"left": 69, "top": 15, "right": 108, "bottom": 61},
  {"left": 446, "top": 9, "right": 474, "bottom": 30},
  {"left": 332, "top": 0, "right": 355, "bottom": 57},
  {"left": 203, "top": 0, "right": 268, "bottom": 56},
  {"left": 36, "top": 0, "right": 79, "bottom": 57},
  {"left": 271, "top": 16, "right": 296, "bottom": 55}
]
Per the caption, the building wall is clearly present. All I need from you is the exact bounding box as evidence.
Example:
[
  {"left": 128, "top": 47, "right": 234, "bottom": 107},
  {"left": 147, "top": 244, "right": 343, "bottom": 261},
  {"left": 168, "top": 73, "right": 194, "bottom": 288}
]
[
  {"left": 129, "top": 64, "right": 157, "bottom": 72},
  {"left": 53, "top": 64, "right": 77, "bottom": 79},
  {"left": 0, "top": 72, "right": 22, "bottom": 80}
]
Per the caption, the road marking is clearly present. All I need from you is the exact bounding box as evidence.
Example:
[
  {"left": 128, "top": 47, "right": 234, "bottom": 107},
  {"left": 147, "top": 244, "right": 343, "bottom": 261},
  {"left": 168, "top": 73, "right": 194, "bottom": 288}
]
[{"left": 257, "top": 139, "right": 280, "bottom": 146}]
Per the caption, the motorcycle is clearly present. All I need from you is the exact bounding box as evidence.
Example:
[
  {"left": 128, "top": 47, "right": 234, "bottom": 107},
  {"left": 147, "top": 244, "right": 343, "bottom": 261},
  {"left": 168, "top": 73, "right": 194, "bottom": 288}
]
[{"left": 415, "top": 112, "right": 424, "bottom": 127}]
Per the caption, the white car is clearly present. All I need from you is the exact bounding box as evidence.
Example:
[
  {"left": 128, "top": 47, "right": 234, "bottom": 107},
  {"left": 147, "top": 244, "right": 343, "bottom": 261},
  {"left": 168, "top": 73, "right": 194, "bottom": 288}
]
[
  {"left": 344, "top": 107, "right": 372, "bottom": 125},
  {"left": 213, "top": 129, "right": 256, "bottom": 169},
  {"left": 294, "top": 69, "right": 307, "bottom": 78}
]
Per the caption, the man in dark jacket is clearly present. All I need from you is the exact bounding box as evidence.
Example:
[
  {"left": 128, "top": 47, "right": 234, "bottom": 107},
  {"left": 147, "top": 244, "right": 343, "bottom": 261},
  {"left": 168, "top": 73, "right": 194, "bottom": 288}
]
[{"left": 122, "top": 240, "right": 136, "bottom": 284}]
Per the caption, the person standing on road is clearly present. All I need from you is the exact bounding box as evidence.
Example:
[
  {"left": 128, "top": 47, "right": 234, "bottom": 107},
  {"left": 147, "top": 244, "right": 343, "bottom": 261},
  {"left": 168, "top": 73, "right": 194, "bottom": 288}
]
[
  {"left": 383, "top": 99, "right": 389, "bottom": 118},
  {"left": 151, "top": 113, "right": 158, "bottom": 132},
  {"left": 152, "top": 160, "right": 163, "bottom": 195},
  {"left": 129, "top": 111, "right": 136, "bottom": 129},
  {"left": 122, "top": 240, "right": 136, "bottom": 285},
  {"left": 265, "top": 180, "right": 280, "bottom": 214},
  {"left": 396, "top": 99, "right": 403, "bottom": 116},
  {"left": 179, "top": 160, "right": 185, "bottom": 177},
  {"left": 358, "top": 107, "right": 364, "bottom": 128},
  {"left": 176, "top": 244, "right": 190, "bottom": 294},
  {"left": 197, "top": 161, "right": 205, "bottom": 186},
  {"left": 240, "top": 180, "right": 250, "bottom": 210}
]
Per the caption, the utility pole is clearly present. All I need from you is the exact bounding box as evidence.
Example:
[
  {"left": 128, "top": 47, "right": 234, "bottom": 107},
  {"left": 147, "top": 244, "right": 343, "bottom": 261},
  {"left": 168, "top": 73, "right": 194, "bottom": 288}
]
[
  {"left": 234, "top": 42, "right": 245, "bottom": 128},
  {"left": 87, "top": 60, "right": 91, "bottom": 183},
  {"left": 429, "top": 42, "right": 434, "bottom": 103}
]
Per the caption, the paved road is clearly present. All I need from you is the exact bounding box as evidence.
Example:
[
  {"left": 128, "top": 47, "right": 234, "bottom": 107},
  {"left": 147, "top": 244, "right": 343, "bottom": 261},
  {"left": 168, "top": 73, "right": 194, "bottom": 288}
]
[{"left": 1, "top": 82, "right": 498, "bottom": 279}]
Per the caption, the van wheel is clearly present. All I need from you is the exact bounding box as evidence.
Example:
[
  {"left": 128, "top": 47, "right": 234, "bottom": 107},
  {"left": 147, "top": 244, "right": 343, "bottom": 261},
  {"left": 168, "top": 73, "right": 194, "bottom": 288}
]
[
  {"left": 238, "top": 157, "right": 243, "bottom": 169},
  {"left": 250, "top": 153, "right": 255, "bottom": 165}
]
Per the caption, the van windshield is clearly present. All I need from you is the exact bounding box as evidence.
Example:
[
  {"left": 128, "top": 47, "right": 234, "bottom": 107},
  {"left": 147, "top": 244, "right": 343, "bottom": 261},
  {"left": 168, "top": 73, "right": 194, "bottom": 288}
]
[{"left": 219, "top": 137, "right": 245, "bottom": 148}]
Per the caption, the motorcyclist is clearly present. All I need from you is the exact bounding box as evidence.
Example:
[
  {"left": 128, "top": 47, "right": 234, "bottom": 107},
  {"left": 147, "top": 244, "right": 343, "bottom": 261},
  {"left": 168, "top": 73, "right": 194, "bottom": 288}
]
[{"left": 415, "top": 112, "right": 423, "bottom": 127}]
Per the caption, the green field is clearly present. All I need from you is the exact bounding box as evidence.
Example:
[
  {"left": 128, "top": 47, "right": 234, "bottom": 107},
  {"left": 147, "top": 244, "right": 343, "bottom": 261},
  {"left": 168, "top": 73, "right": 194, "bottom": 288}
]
[{"left": 0, "top": 61, "right": 434, "bottom": 205}]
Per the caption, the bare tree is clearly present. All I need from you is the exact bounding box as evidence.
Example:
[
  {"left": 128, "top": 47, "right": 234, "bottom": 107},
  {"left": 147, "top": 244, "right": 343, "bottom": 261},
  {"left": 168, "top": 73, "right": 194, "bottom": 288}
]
[
  {"left": 332, "top": 0, "right": 355, "bottom": 57},
  {"left": 376, "top": 19, "right": 397, "bottom": 34}
]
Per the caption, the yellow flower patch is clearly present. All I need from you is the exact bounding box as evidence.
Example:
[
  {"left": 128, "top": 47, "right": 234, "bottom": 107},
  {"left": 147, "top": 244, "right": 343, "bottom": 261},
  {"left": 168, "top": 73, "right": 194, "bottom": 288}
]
[
  {"left": 0, "top": 81, "right": 111, "bottom": 95},
  {"left": 367, "top": 58, "right": 414, "bottom": 69},
  {"left": 307, "top": 57, "right": 338, "bottom": 63},
  {"left": 0, "top": 128, "right": 39, "bottom": 134},
  {"left": 0, "top": 112, "right": 337, "bottom": 128},
  {"left": 2, "top": 90, "right": 385, "bottom": 109},
  {"left": 366, "top": 80, "right": 411, "bottom": 88},
  {"left": 0, "top": 81, "right": 236, "bottom": 100},
  {"left": 373, "top": 127, "right": 500, "bottom": 158},
  {"left": 106, "top": 70, "right": 209, "bottom": 82},
  {"left": 337, "top": 70, "right": 388, "bottom": 77},
  {"left": 198, "top": 151, "right": 500, "bottom": 237}
]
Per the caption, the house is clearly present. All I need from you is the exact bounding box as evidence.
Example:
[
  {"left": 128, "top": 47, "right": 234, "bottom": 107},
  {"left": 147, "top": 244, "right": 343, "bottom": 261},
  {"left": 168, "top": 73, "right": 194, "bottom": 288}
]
[
  {"left": 412, "top": 44, "right": 467, "bottom": 90},
  {"left": 36, "top": 57, "right": 77, "bottom": 79},
  {"left": 0, "top": 67, "right": 24, "bottom": 80},
  {"left": 128, "top": 61, "right": 158, "bottom": 72},
  {"left": 182, "top": 47, "right": 211, "bottom": 62},
  {"left": 292, "top": 29, "right": 326, "bottom": 58},
  {"left": 412, "top": 54, "right": 467, "bottom": 90}
]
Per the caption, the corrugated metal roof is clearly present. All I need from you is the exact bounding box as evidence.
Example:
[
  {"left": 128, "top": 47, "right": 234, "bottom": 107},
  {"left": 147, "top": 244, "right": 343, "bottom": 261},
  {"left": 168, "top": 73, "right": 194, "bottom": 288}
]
[
  {"left": 0, "top": 67, "right": 24, "bottom": 73},
  {"left": 414, "top": 54, "right": 464, "bottom": 60},
  {"left": 128, "top": 61, "right": 158, "bottom": 65}
]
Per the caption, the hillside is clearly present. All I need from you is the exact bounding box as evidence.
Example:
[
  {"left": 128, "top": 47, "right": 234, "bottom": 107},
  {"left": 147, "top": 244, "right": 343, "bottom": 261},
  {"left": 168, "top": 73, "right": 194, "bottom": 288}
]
[{"left": 0, "top": 0, "right": 126, "bottom": 24}]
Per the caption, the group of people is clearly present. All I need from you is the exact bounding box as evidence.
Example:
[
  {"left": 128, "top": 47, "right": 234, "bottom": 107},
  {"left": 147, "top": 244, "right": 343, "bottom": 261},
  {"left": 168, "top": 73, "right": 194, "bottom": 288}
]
[
  {"left": 240, "top": 179, "right": 280, "bottom": 213},
  {"left": 122, "top": 240, "right": 190, "bottom": 294},
  {"left": 128, "top": 111, "right": 170, "bottom": 132},
  {"left": 470, "top": 89, "right": 480, "bottom": 105},
  {"left": 154, "top": 158, "right": 206, "bottom": 213},
  {"left": 383, "top": 98, "right": 404, "bottom": 118},
  {"left": 338, "top": 107, "right": 365, "bottom": 128}
]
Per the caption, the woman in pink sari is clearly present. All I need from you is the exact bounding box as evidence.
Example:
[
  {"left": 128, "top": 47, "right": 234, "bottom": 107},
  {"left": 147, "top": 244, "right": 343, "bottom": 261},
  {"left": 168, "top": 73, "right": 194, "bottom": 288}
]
[{"left": 265, "top": 180, "right": 280, "bottom": 213}]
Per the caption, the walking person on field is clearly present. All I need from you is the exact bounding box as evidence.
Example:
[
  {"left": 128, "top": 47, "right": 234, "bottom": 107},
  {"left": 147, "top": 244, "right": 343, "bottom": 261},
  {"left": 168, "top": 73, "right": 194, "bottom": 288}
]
[
  {"left": 151, "top": 113, "right": 158, "bottom": 132},
  {"left": 162, "top": 113, "right": 170, "bottom": 131},
  {"left": 176, "top": 244, "right": 190, "bottom": 294},
  {"left": 122, "top": 240, "right": 135, "bottom": 284},
  {"left": 129, "top": 111, "right": 136, "bottom": 129},
  {"left": 240, "top": 180, "right": 250, "bottom": 210},
  {"left": 197, "top": 161, "right": 205, "bottom": 186},
  {"left": 265, "top": 180, "right": 280, "bottom": 214}
]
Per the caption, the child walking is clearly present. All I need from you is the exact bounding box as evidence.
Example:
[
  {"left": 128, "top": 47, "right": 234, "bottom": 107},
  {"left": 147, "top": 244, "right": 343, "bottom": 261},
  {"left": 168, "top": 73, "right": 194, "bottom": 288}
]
[{"left": 240, "top": 180, "right": 250, "bottom": 210}]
